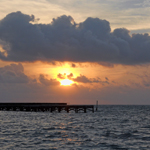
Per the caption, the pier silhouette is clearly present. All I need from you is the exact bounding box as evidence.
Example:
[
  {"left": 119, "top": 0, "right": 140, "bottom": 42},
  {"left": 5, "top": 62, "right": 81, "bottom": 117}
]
[{"left": 0, "top": 103, "right": 94, "bottom": 113}]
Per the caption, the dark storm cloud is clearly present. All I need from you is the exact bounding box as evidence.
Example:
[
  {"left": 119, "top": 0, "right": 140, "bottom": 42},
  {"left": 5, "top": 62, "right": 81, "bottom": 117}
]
[
  {"left": 0, "top": 63, "right": 29, "bottom": 83},
  {"left": 1, "top": 11, "right": 150, "bottom": 65},
  {"left": 39, "top": 74, "right": 60, "bottom": 86}
]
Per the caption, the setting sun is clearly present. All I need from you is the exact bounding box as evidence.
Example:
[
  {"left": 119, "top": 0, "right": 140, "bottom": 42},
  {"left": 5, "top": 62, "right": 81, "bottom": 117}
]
[{"left": 60, "top": 79, "right": 74, "bottom": 86}]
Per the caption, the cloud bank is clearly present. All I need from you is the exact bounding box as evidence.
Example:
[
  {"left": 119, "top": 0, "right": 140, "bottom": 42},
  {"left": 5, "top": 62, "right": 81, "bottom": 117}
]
[
  {"left": 0, "top": 63, "right": 150, "bottom": 104},
  {"left": 57, "top": 73, "right": 109, "bottom": 85},
  {"left": 39, "top": 74, "right": 60, "bottom": 86},
  {"left": 0, "top": 63, "right": 29, "bottom": 83},
  {"left": 1, "top": 11, "right": 150, "bottom": 65}
]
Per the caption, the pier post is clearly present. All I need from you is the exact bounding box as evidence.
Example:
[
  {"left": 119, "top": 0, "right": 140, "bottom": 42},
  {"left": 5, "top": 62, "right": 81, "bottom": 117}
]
[
  {"left": 6, "top": 107, "right": 10, "bottom": 111},
  {"left": 75, "top": 108, "right": 78, "bottom": 113},
  {"left": 96, "top": 101, "right": 98, "bottom": 111},
  {"left": 92, "top": 107, "right": 94, "bottom": 113},
  {"left": 13, "top": 107, "right": 16, "bottom": 111},
  {"left": 67, "top": 107, "right": 69, "bottom": 113},
  {"left": 58, "top": 107, "right": 61, "bottom": 113},
  {"left": 20, "top": 107, "right": 23, "bottom": 111},
  {"left": 84, "top": 107, "right": 86, "bottom": 113}
]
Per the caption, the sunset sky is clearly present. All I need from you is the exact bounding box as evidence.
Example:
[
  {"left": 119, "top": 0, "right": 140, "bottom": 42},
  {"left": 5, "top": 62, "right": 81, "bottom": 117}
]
[{"left": 0, "top": 0, "right": 150, "bottom": 104}]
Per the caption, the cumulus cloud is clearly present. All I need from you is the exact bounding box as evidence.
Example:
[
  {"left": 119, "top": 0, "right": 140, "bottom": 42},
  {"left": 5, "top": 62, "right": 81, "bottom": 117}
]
[
  {"left": 71, "top": 63, "right": 76, "bottom": 68},
  {"left": 105, "top": 77, "right": 109, "bottom": 81},
  {"left": 0, "top": 63, "right": 29, "bottom": 83},
  {"left": 57, "top": 73, "right": 66, "bottom": 79},
  {"left": 57, "top": 72, "right": 74, "bottom": 79},
  {"left": 57, "top": 72, "right": 109, "bottom": 85},
  {"left": 67, "top": 73, "right": 74, "bottom": 79},
  {"left": 68, "top": 74, "right": 109, "bottom": 84},
  {"left": 39, "top": 74, "right": 60, "bottom": 86},
  {"left": 1, "top": 11, "right": 150, "bottom": 65},
  {"left": 72, "top": 74, "right": 93, "bottom": 83}
]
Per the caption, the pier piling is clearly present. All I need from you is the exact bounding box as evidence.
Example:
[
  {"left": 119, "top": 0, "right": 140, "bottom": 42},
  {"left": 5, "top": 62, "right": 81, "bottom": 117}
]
[{"left": 96, "top": 101, "right": 98, "bottom": 111}]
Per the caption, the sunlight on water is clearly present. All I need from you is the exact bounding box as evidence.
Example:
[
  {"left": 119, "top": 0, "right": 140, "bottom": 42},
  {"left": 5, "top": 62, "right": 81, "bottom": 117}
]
[{"left": 0, "top": 106, "right": 150, "bottom": 149}]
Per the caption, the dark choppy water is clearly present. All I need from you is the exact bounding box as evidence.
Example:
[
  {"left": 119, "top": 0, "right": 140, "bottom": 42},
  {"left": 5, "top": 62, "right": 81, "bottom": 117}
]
[{"left": 0, "top": 105, "right": 150, "bottom": 150}]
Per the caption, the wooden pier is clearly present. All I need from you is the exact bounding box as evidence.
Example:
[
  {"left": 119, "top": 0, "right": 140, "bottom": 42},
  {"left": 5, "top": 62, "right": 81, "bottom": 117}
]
[{"left": 0, "top": 103, "right": 94, "bottom": 113}]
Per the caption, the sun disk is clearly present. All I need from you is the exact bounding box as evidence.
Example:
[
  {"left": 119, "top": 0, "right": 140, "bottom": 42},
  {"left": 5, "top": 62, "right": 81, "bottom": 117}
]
[{"left": 60, "top": 79, "right": 74, "bottom": 86}]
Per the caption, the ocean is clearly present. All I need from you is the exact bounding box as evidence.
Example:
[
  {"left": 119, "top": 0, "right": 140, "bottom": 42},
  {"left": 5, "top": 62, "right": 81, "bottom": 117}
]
[{"left": 0, "top": 105, "right": 150, "bottom": 150}]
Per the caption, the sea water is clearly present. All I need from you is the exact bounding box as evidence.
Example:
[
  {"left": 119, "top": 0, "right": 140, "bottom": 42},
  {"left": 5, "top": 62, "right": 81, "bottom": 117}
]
[{"left": 0, "top": 105, "right": 150, "bottom": 150}]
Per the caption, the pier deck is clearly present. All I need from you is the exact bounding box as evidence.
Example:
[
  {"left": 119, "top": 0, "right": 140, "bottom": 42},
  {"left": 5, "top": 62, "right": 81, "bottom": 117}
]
[{"left": 0, "top": 103, "right": 94, "bottom": 113}]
